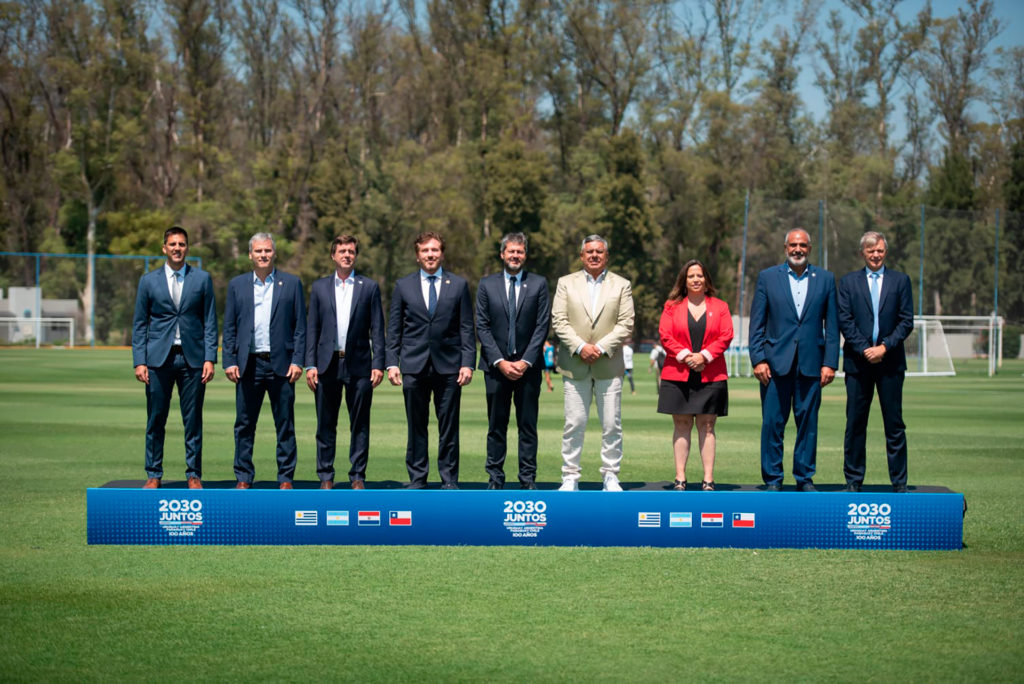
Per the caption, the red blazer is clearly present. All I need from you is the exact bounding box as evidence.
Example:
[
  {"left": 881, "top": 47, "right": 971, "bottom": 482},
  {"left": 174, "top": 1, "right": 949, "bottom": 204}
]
[{"left": 659, "top": 296, "right": 734, "bottom": 383}]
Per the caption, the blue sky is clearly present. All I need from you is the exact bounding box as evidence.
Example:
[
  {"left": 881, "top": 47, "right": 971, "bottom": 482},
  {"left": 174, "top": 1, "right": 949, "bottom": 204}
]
[{"left": 791, "top": 0, "right": 1024, "bottom": 128}]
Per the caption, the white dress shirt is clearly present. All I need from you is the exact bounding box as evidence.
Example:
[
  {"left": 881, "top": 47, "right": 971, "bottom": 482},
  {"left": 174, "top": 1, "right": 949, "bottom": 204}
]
[
  {"left": 334, "top": 271, "right": 355, "bottom": 351},
  {"left": 252, "top": 270, "right": 275, "bottom": 353}
]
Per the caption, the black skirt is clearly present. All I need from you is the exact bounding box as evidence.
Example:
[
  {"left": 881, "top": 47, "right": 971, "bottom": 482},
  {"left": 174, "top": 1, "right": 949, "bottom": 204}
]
[{"left": 657, "top": 378, "right": 728, "bottom": 416}]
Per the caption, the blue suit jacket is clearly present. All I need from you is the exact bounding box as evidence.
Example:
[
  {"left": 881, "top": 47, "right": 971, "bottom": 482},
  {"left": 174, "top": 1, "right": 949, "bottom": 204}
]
[
  {"left": 838, "top": 268, "right": 914, "bottom": 374},
  {"left": 476, "top": 271, "right": 550, "bottom": 370},
  {"left": 305, "top": 272, "right": 386, "bottom": 376},
  {"left": 222, "top": 270, "right": 306, "bottom": 377},
  {"left": 385, "top": 270, "right": 476, "bottom": 374},
  {"left": 132, "top": 264, "right": 218, "bottom": 369},
  {"left": 749, "top": 263, "right": 839, "bottom": 377}
]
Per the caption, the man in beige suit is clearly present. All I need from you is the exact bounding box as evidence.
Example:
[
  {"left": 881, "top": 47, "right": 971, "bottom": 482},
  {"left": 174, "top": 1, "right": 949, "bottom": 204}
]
[{"left": 551, "top": 234, "right": 635, "bottom": 491}]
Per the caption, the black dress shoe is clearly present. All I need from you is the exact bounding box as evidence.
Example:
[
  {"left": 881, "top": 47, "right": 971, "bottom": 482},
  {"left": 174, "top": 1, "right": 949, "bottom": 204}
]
[
  {"left": 520, "top": 481, "right": 537, "bottom": 490},
  {"left": 764, "top": 484, "right": 782, "bottom": 492},
  {"left": 440, "top": 483, "right": 459, "bottom": 490},
  {"left": 844, "top": 483, "right": 862, "bottom": 493},
  {"left": 487, "top": 481, "right": 502, "bottom": 490},
  {"left": 893, "top": 484, "right": 909, "bottom": 493},
  {"left": 796, "top": 482, "right": 817, "bottom": 492},
  {"left": 405, "top": 481, "right": 426, "bottom": 490}
]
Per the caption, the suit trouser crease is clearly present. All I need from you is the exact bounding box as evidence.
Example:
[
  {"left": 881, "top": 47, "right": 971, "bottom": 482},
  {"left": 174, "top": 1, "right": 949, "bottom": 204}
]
[
  {"left": 759, "top": 370, "right": 821, "bottom": 485},
  {"left": 403, "top": 369, "right": 461, "bottom": 485},
  {"left": 561, "top": 375, "right": 622, "bottom": 481},
  {"left": 843, "top": 369, "right": 907, "bottom": 486},
  {"left": 145, "top": 351, "right": 205, "bottom": 479},
  {"left": 484, "top": 367, "right": 541, "bottom": 485},
  {"left": 233, "top": 356, "right": 297, "bottom": 483},
  {"left": 315, "top": 357, "right": 373, "bottom": 482}
]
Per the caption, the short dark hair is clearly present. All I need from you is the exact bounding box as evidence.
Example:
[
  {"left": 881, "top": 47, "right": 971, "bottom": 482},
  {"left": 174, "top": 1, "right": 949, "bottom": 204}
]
[
  {"left": 331, "top": 234, "right": 359, "bottom": 255},
  {"left": 415, "top": 231, "right": 445, "bottom": 253},
  {"left": 667, "top": 259, "right": 717, "bottom": 301},
  {"left": 164, "top": 226, "right": 188, "bottom": 244}
]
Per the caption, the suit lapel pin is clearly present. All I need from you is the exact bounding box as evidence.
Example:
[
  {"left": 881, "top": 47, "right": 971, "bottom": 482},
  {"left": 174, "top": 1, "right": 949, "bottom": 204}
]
[{"left": 445, "top": 279, "right": 450, "bottom": 284}]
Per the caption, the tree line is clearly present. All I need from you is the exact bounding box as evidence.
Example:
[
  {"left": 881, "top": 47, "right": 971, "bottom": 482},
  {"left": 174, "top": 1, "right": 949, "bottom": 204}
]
[{"left": 1, "top": 0, "right": 1023, "bottom": 345}]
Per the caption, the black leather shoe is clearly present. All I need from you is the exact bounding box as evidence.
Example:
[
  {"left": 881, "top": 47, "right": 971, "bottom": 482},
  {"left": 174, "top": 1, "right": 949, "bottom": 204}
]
[
  {"left": 845, "top": 483, "right": 862, "bottom": 493},
  {"left": 405, "top": 481, "right": 426, "bottom": 490},
  {"left": 893, "top": 484, "right": 909, "bottom": 493},
  {"left": 487, "top": 481, "right": 502, "bottom": 490},
  {"left": 520, "top": 481, "right": 536, "bottom": 490},
  {"left": 440, "top": 483, "right": 459, "bottom": 490},
  {"left": 796, "top": 482, "right": 817, "bottom": 492},
  {"left": 764, "top": 484, "right": 782, "bottom": 492}
]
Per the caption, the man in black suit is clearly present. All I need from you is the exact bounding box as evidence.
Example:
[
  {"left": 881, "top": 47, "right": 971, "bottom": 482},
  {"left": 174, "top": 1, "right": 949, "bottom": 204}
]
[
  {"left": 838, "top": 231, "right": 915, "bottom": 493},
  {"left": 386, "top": 231, "right": 476, "bottom": 489},
  {"left": 305, "top": 235, "right": 386, "bottom": 490},
  {"left": 222, "top": 233, "right": 306, "bottom": 490},
  {"left": 476, "top": 232, "right": 551, "bottom": 490},
  {"left": 131, "top": 226, "right": 218, "bottom": 489}
]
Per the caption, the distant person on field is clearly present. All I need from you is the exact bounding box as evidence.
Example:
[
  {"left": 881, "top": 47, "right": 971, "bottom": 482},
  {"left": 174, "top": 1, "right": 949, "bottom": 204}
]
[
  {"left": 476, "top": 232, "right": 551, "bottom": 490},
  {"left": 649, "top": 342, "right": 666, "bottom": 388},
  {"left": 543, "top": 340, "right": 556, "bottom": 391},
  {"left": 623, "top": 338, "right": 636, "bottom": 394},
  {"left": 658, "top": 260, "right": 733, "bottom": 491},
  {"left": 551, "top": 234, "right": 635, "bottom": 492},
  {"left": 386, "top": 231, "right": 476, "bottom": 489},
  {"left": 305, "top": 235, "right": 386, "bottom": 490},
  {"left": 131, "top": 226, "right": 217, "bottom": 489},
  {"left": 749, "top": 228, "right": 838, "bottom": 492},
  {"left": 837, "top": 231, "right": 914, "bottom": 493},
  {"left": 222, "top": 233, "right": 306, "bottom": 490}
]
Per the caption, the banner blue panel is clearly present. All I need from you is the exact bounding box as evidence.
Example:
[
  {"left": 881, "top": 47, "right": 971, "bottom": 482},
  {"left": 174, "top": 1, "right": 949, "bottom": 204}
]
[{"left": 87, "top": 488, "right": 963, "bottom": 550}]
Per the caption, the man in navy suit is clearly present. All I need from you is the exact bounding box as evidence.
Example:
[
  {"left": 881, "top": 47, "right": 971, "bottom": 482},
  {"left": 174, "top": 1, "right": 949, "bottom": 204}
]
[
  {"left": 386, "top": 231, "right": 476, "bottom": 489},
  {"left": 749, "top": 228, "right": 839, "bottom": 491},
  {"left": 476, "top": 232, "right": 551, "bottom": 490},
  {"left": 305, "top": 235, "right": 386, "bottom": 490},
  {"left": 132, "top": 226, "right": 218, "bottom": 489},
  {"left": 222, "top": 233, "right": 306, "bottom": 490},
  {"left": 838, "top": 231, "right": 914, "bottom": 493}
]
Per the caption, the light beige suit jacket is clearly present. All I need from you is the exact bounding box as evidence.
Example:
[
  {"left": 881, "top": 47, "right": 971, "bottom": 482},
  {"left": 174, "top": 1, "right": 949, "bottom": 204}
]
[{"left": 551, "top": 269, "right": 635, "bottom": 380}]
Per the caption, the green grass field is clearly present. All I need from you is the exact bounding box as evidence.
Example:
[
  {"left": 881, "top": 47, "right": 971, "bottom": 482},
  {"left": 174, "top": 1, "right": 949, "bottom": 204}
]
[{"left": 1, "top": 349, "right": 1022, "bottom": 681}]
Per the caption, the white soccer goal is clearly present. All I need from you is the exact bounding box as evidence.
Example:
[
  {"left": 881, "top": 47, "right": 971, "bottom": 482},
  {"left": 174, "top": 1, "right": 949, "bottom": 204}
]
[
  {"left": 903, "top": 317, "right": 955, "bottom": 377},
  {"left": 0, "top": 317, "right": 75, "bottom": 348},
  {"left": 915, "top": 315, "right": 1004, "bottom": 377}
]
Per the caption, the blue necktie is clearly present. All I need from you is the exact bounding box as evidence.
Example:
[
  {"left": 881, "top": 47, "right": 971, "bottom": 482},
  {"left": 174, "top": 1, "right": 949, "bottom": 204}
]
[
  {"left": 427, "top": 275, "right": 437, "bottom": 316},
  {"left": 507, "top": 276, "right": 517, "bottom": 357},
  {"left": 870, "top": 271, "right": 880, "bottom": 344}
]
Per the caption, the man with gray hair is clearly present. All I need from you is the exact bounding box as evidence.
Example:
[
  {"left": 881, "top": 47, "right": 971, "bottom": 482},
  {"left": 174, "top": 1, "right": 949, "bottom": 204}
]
[
  {"left": 476, "top": 232, "right": 551, "bottom": 489},
  {"left": 837, "top": 231, "right": 914, "bottom": 493},
  {"left": 222, "top": 232, "right": 306, "bottom": 489},
  {"left": 551, "top": 234, "right": 635, "bottom": 491}
]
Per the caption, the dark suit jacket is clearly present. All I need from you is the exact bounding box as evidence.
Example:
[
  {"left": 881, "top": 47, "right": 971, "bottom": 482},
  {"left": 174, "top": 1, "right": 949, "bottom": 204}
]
[
  {"left": 386, "top": 269, "right": 476, "bottom": 374},
  {"left": 476, "top": 271, "right": 550, "bottom": 370},
  {"left": 749, "top": 263, "right": 839, "bottom": 377},
  {"left": 222, "top": 269, "right": 306, "bottom": 377},
  {"left": 838, "top": 267, "right": 914, "bottom": 374},
  {"left": 132, "top": 263, "right": 218, "bottom": 369},
  {"left": 305, "top": 272, "right": 386, "bottom": 376}
]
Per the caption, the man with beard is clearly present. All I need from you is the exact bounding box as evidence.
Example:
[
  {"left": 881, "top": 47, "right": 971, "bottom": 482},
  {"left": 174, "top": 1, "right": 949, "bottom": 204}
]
[{"left": 749, "top": 228, "right": 839, "bottom": 492}]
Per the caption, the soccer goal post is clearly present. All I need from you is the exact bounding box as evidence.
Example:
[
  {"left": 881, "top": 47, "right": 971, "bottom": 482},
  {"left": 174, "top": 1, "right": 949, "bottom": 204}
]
[{"left": 0, "top": 317, "right": 76, "bottom": 348}]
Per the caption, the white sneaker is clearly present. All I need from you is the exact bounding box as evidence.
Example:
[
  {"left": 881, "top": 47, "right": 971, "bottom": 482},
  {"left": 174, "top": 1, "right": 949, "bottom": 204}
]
[
  {"left": 603, "top": 474, "right": 622, "bottom": 492},
  {"left": 558, "top": 479, "right": 578, "bottom": 492}
]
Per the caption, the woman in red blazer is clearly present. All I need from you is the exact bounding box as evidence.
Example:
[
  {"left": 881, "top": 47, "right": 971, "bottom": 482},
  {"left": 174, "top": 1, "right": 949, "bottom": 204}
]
[{"left": 658, "top": 260, "right": 734, "bottom": 491}]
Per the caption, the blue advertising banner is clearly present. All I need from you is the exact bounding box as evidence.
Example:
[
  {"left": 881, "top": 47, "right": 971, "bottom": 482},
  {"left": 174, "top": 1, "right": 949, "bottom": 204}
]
[{"left": 87, "top": 487, "right": 964, "bottom": 550}]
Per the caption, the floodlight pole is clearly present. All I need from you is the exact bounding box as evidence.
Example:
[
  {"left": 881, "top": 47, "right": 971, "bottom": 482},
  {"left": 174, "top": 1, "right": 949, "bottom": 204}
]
[
  {"left": 738, "top": 189, "right": 750, "bottom": 377},
  {"left": 918, "top": 205, "right": 925, "bottom": 316}
]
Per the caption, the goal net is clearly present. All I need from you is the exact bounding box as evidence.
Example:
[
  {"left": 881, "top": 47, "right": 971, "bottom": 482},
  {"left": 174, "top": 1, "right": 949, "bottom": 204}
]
[{"left": 0, "top": 317, "right": 76, "bottom": 347}]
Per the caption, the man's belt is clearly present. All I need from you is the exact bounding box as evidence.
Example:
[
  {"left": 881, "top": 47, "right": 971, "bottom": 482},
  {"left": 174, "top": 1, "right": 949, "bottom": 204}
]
[{"left": 250, "top": 352, "right": 272, "bottom": 361}]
